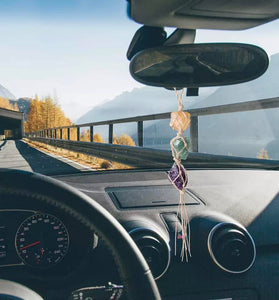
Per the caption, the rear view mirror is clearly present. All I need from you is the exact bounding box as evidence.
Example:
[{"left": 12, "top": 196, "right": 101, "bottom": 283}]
[{"left": 129, "top": 43, "right": 269, "bottom": 88}]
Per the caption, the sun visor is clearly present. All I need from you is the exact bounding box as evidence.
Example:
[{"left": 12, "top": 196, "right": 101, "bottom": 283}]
[{"left": 128, "top": 0, "right": 279, "bottom": 30}]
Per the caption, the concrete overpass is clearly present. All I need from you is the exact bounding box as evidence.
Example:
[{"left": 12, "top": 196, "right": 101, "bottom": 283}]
[{"left": 0, "top": 108, "right": 24, "bottom": 139}]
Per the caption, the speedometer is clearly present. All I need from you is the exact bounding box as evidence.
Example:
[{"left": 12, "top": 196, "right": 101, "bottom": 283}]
[{"left": 15, "top": 213, "right": 69, "bottom": 268}]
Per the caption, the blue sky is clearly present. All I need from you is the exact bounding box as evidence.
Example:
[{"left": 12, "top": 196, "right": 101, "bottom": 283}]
[
  {"left": 0, "top": 0, "right": 125, "bottom": 21},
  {"left": 0, "top": 1, "right": 278, "bottom": 120},
  {"left": 0, "top": 0, "right": 141, "bottom": 119}
]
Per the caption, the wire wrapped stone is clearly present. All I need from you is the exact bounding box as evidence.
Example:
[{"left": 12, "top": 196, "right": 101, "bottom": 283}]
[
  {"left": 168, "top": 163, "right": 188, "bottom": 191},
  {"left": 173, "top": 137, "right": 190, "bottom": 160},
  {"left": 170, "top": 111, "right": 191, "bottom": 132},
  {"left": 169, "top": 88, "right": 191, "bottom": 262}
]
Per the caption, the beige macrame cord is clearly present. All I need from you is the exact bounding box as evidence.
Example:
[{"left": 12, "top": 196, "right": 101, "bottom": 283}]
[{"left": 169, "top": 88, "right": 191, "bottom": 262}]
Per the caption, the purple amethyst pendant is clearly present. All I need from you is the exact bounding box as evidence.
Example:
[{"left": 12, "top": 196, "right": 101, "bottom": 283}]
[{"left": 168, "top": 163, "right": 188, "bottom": 191}]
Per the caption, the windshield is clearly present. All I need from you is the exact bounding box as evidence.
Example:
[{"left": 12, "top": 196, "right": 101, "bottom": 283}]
[{"left": 0, "top": 0, "right": 279, "bottom": 175}]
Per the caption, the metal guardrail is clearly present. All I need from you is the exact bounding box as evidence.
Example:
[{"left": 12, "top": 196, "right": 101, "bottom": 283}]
[
  {"left": 27, "top": 137, "right": 279, "bottom": 170},
  {"left": 26, "top": 96, "right": 279, "bottom": 166},
  {"left": 25, "top": 137, "right": 279, "bottom": 170},
  {"left": 26, "top": 137, "right": 171, "bottom": 168}
]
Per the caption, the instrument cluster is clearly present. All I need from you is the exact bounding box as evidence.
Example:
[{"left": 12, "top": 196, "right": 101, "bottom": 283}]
[{"left": 0, "top": 210, "right": 82, "bottom": 269}]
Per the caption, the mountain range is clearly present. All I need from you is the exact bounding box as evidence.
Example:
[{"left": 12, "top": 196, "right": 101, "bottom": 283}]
[
  {"left": 77, "top": 86, "right": 216, "bottom": 124},
  {"left": 2, "top": 50, "right": 279, "bottom": 160},
  {"left": 0, "top": 84, "right": 31, "bottom": 120},
  {"left": 195, "top": 53, "right": 279, "bottom": 159},
  {"left": 9, "top": 98, "right": 31, "bottom": 120},
  {"left": 0, "top": 84, "right": 16, "bottom": 100},
  {"left": 76, "top": 86, "right": 216, "bottom": 141},
  {"left": 77, "top": 52, "right": 279, "bottom": 159}
]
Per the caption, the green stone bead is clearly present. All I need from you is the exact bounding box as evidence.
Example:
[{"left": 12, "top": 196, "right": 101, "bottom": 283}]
[
  {"left": 173, "top": 137, "right": 189, "bottom": 160},
  {"left": 185, "top": 137, "right": 191, "bottom": 147}
]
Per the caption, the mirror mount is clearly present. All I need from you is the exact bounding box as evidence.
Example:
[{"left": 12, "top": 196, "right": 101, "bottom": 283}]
[
  {"left": 187, "top": 87, "right": 199, "bottom": 96},
  {"left": 126, "top": 26, "right": 167, "bottom": 61},
  {"left": 127, "top": 27, "right": 196, "bottom": 61},
  {"left": 164, "top": 29, "right": 196, "bottom": 46}
]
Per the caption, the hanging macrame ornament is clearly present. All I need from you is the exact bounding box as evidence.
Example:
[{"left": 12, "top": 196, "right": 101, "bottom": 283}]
[{"left": 168, "top": 88, "right": 191, "bottom": 262}]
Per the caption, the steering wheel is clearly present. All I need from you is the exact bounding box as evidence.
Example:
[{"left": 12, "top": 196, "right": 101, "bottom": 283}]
[{"left": 0, "top": 169, "right": 161, "bottom": 300}]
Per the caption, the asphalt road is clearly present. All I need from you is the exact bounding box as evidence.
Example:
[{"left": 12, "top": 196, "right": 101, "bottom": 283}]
[{"left": 0, "top": 139, "right": 92, "bottom": 175}]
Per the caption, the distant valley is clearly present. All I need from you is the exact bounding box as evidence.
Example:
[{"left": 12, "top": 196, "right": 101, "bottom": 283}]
[
  {"left": 77, "top": 52, "right": 279, "bottom": 160},
  {"left": 2, "top": 51, "right": 279, "bottom": 160}
]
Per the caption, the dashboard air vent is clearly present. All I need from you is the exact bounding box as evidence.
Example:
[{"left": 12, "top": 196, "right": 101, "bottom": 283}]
[
  {"left": 208, "top": 223, "right": 256, "bottom": 273},
  {"left": 129, "top": 228, "right": 170, "bottom": 279}
]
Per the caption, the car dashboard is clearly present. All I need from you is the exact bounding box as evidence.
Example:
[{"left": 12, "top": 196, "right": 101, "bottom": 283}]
[{"left": 1, "top": 168, "right": 279, "bottom": 300}]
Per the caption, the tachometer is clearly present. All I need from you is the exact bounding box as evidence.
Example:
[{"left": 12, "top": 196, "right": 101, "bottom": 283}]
[{"left": 15, "top": 213, "right": 69, "bottom": 268}]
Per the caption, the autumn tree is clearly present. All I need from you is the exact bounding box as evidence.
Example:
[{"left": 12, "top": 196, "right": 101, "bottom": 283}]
[
  {"left": 93, "top": 133, "right": 104, "bottom": 143},
  {"left": 257, "top": 148, "right": 269, "bottom": 159},
  {"left": 113, "top": 134, "right": 135, "bottom": 146},
  {"left": 25, "top": 95, "right": 71, "bottom": 133},
  {"left": 25, "top": 95, "right": 43, "bottom": 132},
  {"left": 80, "top": 129, "right": 90, "bottom": 142},
  {"left": 0, "top": 97, "right": 19, "bottom": 111}
]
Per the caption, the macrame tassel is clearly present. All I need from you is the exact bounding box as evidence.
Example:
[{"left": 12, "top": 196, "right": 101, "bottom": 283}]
[
  {"left": 168, "top": 88, "right": 191, "bottom": 262},
  {"left": 178, "top": 191, "right": 191, "bottom": 262}
]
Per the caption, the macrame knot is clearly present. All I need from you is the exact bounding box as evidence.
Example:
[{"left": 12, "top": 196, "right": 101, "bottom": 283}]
[
  {"left": 168, "top": 87, "right": 192, "bottom": 262},
  {"left": 170, "top": 111, "right": 191, "bottom": 132}
]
